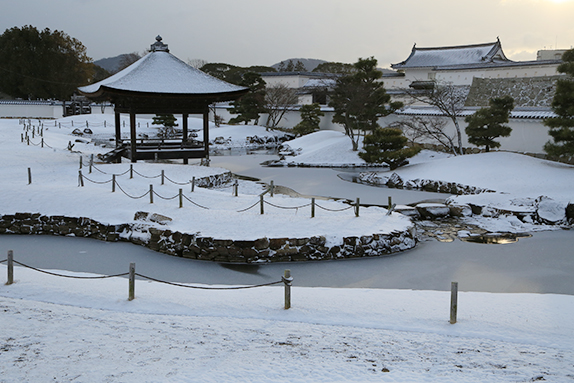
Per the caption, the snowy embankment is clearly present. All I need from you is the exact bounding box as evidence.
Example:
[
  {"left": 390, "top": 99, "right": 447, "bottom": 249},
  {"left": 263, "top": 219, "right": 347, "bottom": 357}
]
[
  {"left": 0, "top": 116, "right": 411, "bottom": 247},
  {"left": 1, "top": 264, "right": 574, "bottom": 382},
  {"left": 276, "top": 129, "right": 573, "bottom": 231},
  {"left": 362, "top": 151, "right": 574, "bottom": 232},
  {"left": 275, "top": 130, "right": 370, "bottom": 167}
]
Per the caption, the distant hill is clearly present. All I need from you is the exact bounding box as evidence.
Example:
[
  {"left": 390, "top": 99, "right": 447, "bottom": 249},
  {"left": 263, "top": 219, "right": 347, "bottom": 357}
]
[
  {"left": 94, "top": 55, "right": 125, "bottom": 73},
  {"left": 94, "top": 53, "right": 141, "bottom": 74},
  {"left": 271, "top": 58, "right": 328, "bottom": 72}
]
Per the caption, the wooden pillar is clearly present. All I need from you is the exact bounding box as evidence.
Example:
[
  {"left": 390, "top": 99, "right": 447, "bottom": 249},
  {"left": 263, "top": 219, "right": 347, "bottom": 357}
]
[
  {"left": 114, "top": 111, "right": 121, "bottom": 147},
  {"left": 182, "top": 113, "right": 189, "bottom": 164},
  {"left": 203, "top": 108, "right": 209, "bottom": 159},
  {"left": 130, "top": 112, "right": 137, "bottom": 163}
]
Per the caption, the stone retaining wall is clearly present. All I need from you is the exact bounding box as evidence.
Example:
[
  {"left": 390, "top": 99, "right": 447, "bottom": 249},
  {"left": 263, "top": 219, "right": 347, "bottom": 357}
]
[
  {"left": 0, "top": 213, "right": 417, "bottom": 263},
  {"left": 359, "top": 172, "right": 494, "bottom": 195}
]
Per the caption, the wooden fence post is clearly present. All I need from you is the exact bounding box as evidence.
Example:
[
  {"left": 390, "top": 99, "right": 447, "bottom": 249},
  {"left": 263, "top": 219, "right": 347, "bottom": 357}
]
[
  {"left": 179, "top": 189, "right": 183, "bottom": 208},
  {"left": 6, "top": 250, "right": 13, "bottom": 285},
  {"left": 128, "top": 263, "right": 135, "bottom": 301},
  {"left": 450, "top": 281, "right": 458, "bottom": 324},
  {"left": 355, "top": 198, "right": 360, "bottom": 217},
  {"left": 191, "top": 176, "right": 195, "bottom": 192},
  {"left": 112, "top": 174, "right": 116, "bottom": 192},
  {"left": 270, "top": 180, "right": 274, "bottom": 197},
  {"left": 311, "top": 198, "right": 315, "bottom": 218},
  {"left": 78, "top": 170, "right": 84, "bottom": 187},
  {"left": 149, "top": 185, "right": 154, "bottom": 204},
  {"left": 233, "top": 180, "right": 238, "bottom": 197},
  {"left": 283, "top": 269, "right": 292, "bottom": 309},
  {"left": 89, "top": 154, "right": 94, "bottom": 174},
  {"left": 260, "top": 194, "right": 264, "bottom": 214},
  {"left": 161, "top": 170, "right": 165, "bottom": 185},
  {"left": 27, "top": 168, "right": 32, "bottom": 185},
  {"left": 130, "top": 164, "right": 133, "bottom": 179}
]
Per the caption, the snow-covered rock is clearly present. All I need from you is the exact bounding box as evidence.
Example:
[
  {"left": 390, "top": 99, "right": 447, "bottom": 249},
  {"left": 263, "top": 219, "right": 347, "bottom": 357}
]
[
  {"left": 415, "top": 203, "right": 450, "bottom": 219},
  {"left": 536, "top": 196, "right": 566, "bottom": 224}
]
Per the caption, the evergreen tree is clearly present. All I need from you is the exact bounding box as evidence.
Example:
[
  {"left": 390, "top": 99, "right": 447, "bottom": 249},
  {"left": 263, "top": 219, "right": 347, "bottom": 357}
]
[
  {"left": 0, "top": 26, "right": 94, "bottom": 100},
  {"left": 200, "top": 63, "right": 275, "bottom": 85},
  {"left": 359, "top": 127, "right": 420, "bottom": 169},
  {"left": 329, "top": 57, "right": 402, "bottom": 150},
  {"left": 152, "top": 114, "right": 178, "bottom": 138},
  {"left": 544, "top": 49, "right": 574, "bottom": 156},
  {"left": 228, "top": 72, "right": 266, "bottom": 125},
  {"left": 464, "top": 96, "right": 514, "bottom": 152},
  {"left": 312, "top": 62, "right": 355, "bottom": 75},
  {"left": 285, "top": 60, "right": 295, "bottom": 72},
  {"left": 294, "top": 60, "right": 306, "bottom": 72},
  {"left": 293, "top": 103, "right": 324, "bottom": 136}
]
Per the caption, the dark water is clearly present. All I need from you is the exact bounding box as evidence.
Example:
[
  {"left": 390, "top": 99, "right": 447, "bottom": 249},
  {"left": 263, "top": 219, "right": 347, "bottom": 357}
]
[{"left": 1, "top": 230, "right": 572, "bottom": 294}]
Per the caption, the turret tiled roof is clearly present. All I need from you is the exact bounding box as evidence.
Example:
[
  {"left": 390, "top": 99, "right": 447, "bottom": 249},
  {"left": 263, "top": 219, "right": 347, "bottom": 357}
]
[{"left": 392, "top": 40, "right": 510, "bottom": 69}]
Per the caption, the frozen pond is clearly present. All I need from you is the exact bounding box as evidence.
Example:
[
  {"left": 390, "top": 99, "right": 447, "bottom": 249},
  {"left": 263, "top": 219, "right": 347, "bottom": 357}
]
[
  {"left": 208, "top": 153, "right": 448, "bottom": 206},
  {"left": 2, "top": 230, "right": 572, "bottom": 294},
  {"left": 2, "top": 153, "right": 571, "bottom": 295}
]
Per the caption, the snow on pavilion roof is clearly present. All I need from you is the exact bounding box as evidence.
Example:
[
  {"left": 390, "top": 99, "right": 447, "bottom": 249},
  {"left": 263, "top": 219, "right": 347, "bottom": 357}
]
[
  {"left": 391, "top": 40, "right": 510, "bottom": 70},
  {"left": 80, "top": 40, "right": 246, "bottom": 97}
]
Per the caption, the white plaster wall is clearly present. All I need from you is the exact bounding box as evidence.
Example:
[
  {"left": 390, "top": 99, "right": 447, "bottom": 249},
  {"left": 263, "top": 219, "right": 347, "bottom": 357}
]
[
  {"left": 0, "top": 103, "right": 115, "bottom": 119},
  {"left": 392, "top": 63, "right": 560, "bottom": 88},
  {"left": 261, "top": 75, "right": 311, "bottom": 88},
  {"left": 380, "top": 114, "right": 550, "bottom": 154},
  {"left": 0, "top": 104, "right": 62, "bottom": 119}
]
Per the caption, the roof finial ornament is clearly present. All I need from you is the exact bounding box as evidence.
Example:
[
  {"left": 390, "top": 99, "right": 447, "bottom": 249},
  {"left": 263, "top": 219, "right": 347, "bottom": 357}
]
[{"left": 150, "top": 35, "right": 169, "bottom": 52}]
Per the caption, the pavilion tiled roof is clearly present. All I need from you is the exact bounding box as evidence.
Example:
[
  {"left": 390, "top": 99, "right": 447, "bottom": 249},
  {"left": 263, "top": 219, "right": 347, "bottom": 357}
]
[{"left": 79, "top": 36, "right": 247, "bottom": 99}]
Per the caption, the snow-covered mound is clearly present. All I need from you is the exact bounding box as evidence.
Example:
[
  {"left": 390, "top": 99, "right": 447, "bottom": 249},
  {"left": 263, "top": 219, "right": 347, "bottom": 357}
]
[
  {"left": 276, "top": 130, "right": 368, "bottom": 166},
  {"left": 365, "top": 151, "right": 574, "bottom": 231}
]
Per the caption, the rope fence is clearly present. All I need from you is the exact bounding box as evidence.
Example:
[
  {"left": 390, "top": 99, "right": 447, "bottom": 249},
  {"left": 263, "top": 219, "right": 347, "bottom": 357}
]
[
  {"left": 1, "top": 250, "right": 461, "bottom": 319},
  {"left": 1, "top": 251, "right": 293, "bottom": 309},
  {"left": 76, "top": 167, "right": 370, "bottom": 217},
  {"left": 20, "top": 122, "right": 391, "bottom": 218}
]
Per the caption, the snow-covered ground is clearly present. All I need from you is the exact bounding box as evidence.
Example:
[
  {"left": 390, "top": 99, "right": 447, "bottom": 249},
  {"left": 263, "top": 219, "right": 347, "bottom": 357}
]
[
  {"left": 1, "top": 264, "right": 573, "bottom": 382},
  {"left": 2, "top": 115, "right": 573, "bottom": 382},
  {"left": 0, "top": 116, "right": 411, "bottom": 242}
]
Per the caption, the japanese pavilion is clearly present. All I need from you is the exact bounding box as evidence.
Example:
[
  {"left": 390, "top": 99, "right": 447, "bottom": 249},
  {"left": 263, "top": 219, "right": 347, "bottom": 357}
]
[{"left": 79, "top": 36, "right": 248, "bottom": 163}]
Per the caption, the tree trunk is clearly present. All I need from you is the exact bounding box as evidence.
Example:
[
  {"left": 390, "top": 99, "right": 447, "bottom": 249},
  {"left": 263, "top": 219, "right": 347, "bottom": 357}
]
[{"left": 453, "top": 118, "right": 464, "bottom": 155}]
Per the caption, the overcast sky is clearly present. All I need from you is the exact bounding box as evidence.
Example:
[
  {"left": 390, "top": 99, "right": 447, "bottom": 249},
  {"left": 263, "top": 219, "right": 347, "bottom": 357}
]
[{"left": 2, "top": 0, "right": 573, "bottom": 68}]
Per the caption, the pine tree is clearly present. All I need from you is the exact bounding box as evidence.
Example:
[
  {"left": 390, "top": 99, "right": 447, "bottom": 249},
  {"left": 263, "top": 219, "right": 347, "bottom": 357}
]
[
  {"left": 293, "top": 103, "right": 324, "bottom": 136},
  {"left": 329, "top": 57, "right": 402, "bottom": 151},
  {"left": 544, "top": 49, "right": 574, "bottom": 156},
  {"left": 294, "top": 60, "right": 306, "bottom": 72},
  {"left": 228, "top": 72, "right": 266, "bottom": 125},
  {"left": 464, "top": 96, "right": 514, "bottom": 152},
  {"left": 359, "top": 127, "right": 420, "bottom": 169},
  {"left": 152, "top": 114, "right": 178, "bottom": 138}
]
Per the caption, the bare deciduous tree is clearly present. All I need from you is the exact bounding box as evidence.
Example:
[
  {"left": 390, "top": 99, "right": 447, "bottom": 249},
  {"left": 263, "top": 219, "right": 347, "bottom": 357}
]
[
  {"left": 390, "top": 116, "right": 458, "bottom": 155},
  {"left": 117, "top": 52, "right": 142, "bottom": 72},
  {"left": 264, "top": 83, "right": 298, "bottom": 129},
  {"left": 406, "top": 82, "right": 469, "bottom": 155},
  {"left": 187, "top": 58, "right": 208, "bottom": 69}
]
